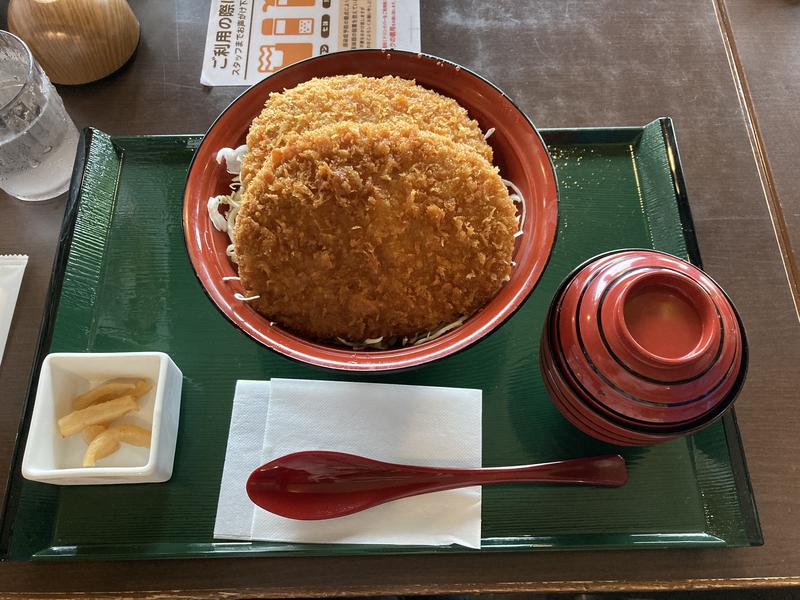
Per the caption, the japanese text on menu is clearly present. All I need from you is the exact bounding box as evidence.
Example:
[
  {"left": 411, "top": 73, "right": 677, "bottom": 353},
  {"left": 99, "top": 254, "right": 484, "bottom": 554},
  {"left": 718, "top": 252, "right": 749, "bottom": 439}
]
[{"left": 202, "top": 0, "right": 420, "bottom": 86}]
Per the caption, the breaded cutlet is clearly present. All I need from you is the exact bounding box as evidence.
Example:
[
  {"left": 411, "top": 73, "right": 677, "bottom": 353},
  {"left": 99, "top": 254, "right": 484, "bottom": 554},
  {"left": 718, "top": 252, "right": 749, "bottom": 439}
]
[
  {"left": 233, "top": 122, "right": 518, "bottom": 342},
  {"left": 240, "top": 74, "right": 492, "bottom": 187}
]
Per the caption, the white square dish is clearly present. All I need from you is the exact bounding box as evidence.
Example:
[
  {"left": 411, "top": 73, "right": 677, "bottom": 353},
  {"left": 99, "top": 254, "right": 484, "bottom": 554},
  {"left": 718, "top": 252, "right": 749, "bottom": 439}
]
[{"left": 21, "top": 352, "right": 182, "bottom": 485}]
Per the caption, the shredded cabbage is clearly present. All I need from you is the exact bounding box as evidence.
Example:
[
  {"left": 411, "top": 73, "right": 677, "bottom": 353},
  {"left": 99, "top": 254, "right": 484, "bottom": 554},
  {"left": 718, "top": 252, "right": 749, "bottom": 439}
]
[
  {"left": 207, "top": 147, "right": 244, "bottom": 264},
  {"left": 216, "top": 144, "right": 248, "bottom": 175},
  {"left": 502, "top": 177, "right": 526, "bottom": 234}
]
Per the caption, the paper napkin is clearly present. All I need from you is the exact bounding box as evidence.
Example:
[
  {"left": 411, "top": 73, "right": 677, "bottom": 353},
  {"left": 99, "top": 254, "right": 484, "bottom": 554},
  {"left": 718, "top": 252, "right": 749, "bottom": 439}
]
[
  {"left": 214, "top": 378, "right": 482, "bottom": 548},
  {"left": 0, "top": 255, "right": 27, "bottom": 369}
]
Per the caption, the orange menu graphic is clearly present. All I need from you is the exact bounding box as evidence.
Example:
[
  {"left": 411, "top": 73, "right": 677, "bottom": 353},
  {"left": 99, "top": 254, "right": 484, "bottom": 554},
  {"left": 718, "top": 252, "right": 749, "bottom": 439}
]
[
  {"left": 257, "top": 43, "right": 314, "bottom": 72},
  {"left": 262, "top": 0, "right": 315, "bottom": 8},
  {"left": 262, "top": 17, "right": 314, "bottom": 36}
]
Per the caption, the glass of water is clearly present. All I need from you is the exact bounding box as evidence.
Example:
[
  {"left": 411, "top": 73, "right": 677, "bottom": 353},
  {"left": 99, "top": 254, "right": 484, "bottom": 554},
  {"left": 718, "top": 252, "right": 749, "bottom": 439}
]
[{"left": 0, "top": 31, "right": 79, "bottom": 202}]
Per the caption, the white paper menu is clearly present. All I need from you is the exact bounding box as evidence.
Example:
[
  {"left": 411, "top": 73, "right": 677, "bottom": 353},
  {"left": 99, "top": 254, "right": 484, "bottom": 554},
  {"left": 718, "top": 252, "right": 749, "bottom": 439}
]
[{"left": 201, "top": 0, "right": 421, "bottom": 86}]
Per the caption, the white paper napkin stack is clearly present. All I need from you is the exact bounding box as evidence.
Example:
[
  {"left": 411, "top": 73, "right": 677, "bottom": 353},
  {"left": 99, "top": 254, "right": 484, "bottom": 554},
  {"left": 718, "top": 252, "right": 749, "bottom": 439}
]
[{"left": 214, "top": 378, "right": 482, "bottom": 548}]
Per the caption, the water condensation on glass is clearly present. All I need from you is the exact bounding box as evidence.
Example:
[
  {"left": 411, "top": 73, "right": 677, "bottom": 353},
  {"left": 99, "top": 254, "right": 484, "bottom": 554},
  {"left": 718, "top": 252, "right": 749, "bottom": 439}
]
[{"left": 0, "top": 32, "right": 78, "bottom": 201}]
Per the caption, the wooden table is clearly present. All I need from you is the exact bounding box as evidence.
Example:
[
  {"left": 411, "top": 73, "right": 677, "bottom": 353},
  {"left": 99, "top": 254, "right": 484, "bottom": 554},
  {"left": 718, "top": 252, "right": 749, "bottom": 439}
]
[{"left": 1, "top": 0, "right": 799, "bottom": 595}]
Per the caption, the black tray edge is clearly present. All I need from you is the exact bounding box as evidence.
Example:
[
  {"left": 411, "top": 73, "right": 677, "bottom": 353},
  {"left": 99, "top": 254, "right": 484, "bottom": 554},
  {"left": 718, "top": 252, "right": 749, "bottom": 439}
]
[
  {"left": 0, "top": 127, "right": 95, "bottom": 559},
  {"left": 658, "top": 117, "right": 763, "bottom": 546}
]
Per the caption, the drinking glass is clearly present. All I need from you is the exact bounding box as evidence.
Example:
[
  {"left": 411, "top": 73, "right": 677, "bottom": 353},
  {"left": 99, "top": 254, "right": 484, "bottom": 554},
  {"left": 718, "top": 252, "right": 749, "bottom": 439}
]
[{"left": 0, "top": 30, "right": 79, "bottom": 201}]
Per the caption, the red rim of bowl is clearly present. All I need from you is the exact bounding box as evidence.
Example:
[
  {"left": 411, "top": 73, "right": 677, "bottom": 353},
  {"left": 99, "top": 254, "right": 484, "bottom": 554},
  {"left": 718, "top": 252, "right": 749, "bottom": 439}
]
[
  {"left": 542, "top": 249, "right": 749, "bottom": 436},
  {"left": 182, "top": 49, "right": 559, "bottom": 372}
]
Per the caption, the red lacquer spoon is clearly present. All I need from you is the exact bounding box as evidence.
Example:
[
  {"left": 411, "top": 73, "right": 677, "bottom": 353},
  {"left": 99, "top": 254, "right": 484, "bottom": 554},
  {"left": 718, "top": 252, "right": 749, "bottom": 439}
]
[{"left": 246, "top": 451, "right": 628, "bottom": 520}]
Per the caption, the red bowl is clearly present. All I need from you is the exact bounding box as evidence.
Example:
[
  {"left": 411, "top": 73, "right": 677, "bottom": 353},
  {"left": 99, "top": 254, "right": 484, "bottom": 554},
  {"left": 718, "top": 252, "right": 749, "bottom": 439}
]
[
  {"left": 541, "top": 322, "right": 663, "bottom": 445},
  {"left": 183, "top": 49, "right": 559, "bottom": 372},
  {"left": 552, "top": 250, "right": 744, "bottom": 425},
  {"left": 543, "top": 319, "right": 733, "bottom": 446},
  {"left": 540, "top": 249, "right": 748, "bottom": 445},
  {"left": 540, "top": 346, "right": 644, "bottom": 445}
]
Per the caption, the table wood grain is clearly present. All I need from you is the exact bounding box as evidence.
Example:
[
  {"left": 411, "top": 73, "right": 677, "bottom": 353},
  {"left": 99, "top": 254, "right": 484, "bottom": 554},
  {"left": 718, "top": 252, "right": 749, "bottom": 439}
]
[
  {"left": 1, "top": 0, "right": 799, "bottom": 595},
  {"left": 723, "top": 0, "right": 800, "bottom": 310}
]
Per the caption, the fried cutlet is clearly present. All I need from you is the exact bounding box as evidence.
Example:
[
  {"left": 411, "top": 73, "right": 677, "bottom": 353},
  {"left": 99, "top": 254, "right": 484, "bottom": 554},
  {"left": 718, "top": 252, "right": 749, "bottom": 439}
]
[
  {"left": 233, "top": 122, "right": 518, "bottom": 342},
  {"left": 239, "top": 74, "right": 492, "bottom": 187}
]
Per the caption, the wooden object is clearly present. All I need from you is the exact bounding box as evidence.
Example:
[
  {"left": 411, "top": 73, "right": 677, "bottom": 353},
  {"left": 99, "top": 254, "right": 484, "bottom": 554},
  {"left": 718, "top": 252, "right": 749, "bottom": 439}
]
[{"left": 8, "top": 0, "right": 140, "bottom": 85}]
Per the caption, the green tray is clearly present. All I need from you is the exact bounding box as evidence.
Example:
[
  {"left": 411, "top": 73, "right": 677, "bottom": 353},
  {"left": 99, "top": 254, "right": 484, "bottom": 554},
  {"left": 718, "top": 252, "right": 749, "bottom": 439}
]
[{"left": 0, "top": 118, "right": 762, "bottom": 560}]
